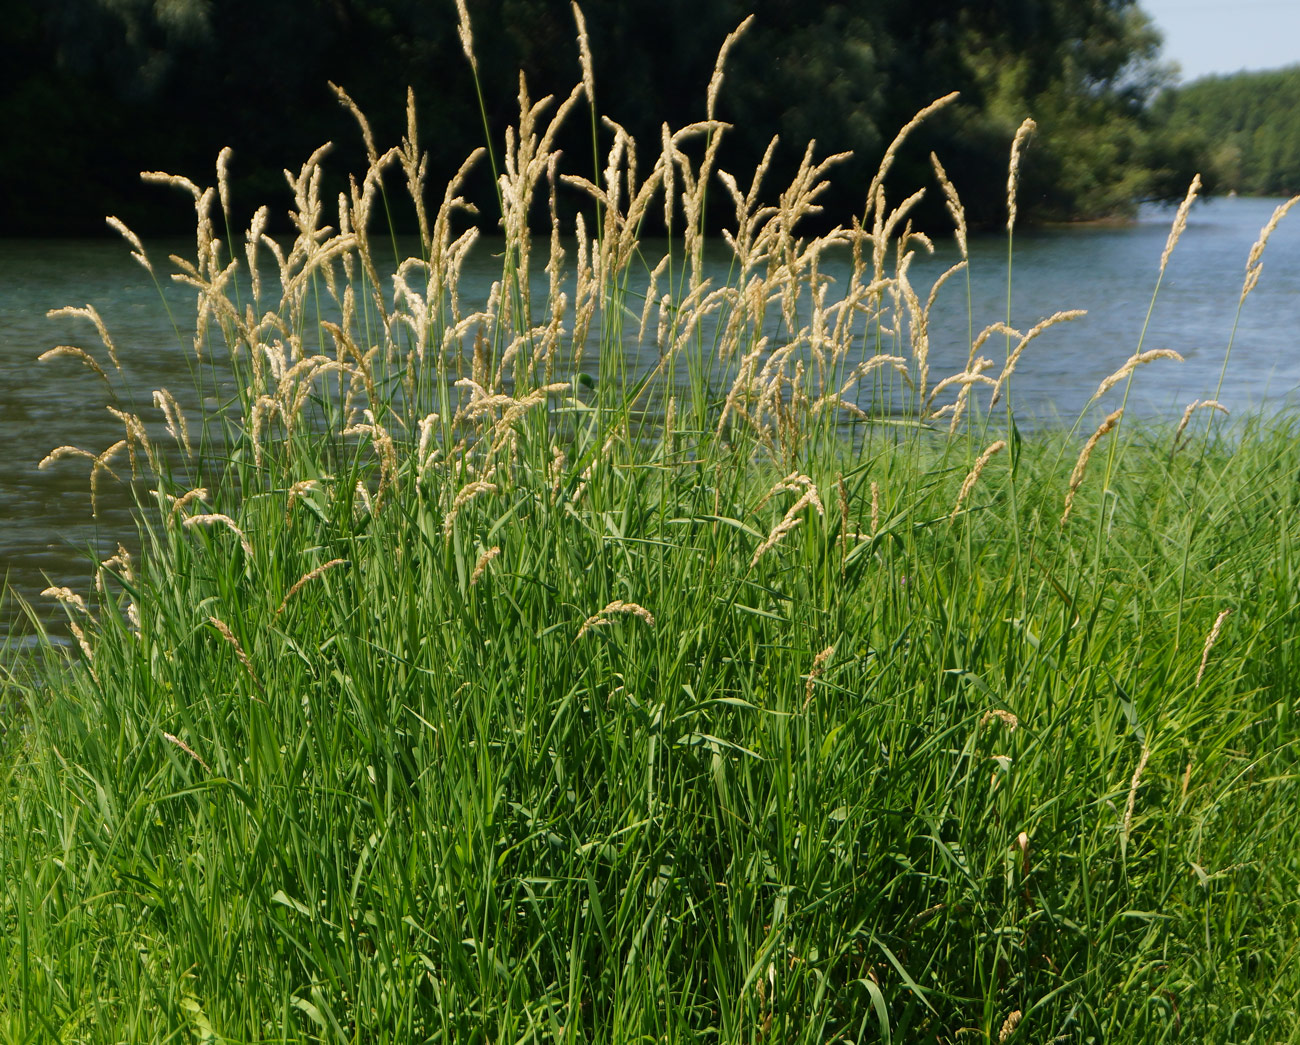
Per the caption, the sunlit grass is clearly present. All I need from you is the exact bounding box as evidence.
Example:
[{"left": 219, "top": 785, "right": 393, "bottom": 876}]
[{"left": 2, "top": 9, "right": 1299, "bottom": 1042}]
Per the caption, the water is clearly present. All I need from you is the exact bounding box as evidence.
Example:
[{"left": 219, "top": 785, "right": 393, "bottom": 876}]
[{"left": 2, "top": 196, "right": 1299, "bottom": 636}]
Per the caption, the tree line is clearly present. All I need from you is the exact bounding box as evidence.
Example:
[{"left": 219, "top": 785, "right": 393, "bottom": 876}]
[
  {"left": 1, "top": 0, "right": 1209, "bottom": 238},
  {"left": 1155, "top": 66, "right": 1300, "bottom": 198}
]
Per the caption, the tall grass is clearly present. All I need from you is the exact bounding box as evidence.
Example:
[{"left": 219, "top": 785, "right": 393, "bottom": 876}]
[{"left": 3, "top": 9, "right": 1300, "bottom": 1042}]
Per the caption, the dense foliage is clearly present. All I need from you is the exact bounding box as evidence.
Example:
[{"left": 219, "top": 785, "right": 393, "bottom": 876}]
[
  {"left": 2, "top": 0, "right": 1204, "bottom": 234},
  {"left": 1155, "top": 66, "right": 1300, "bottom": 197}
]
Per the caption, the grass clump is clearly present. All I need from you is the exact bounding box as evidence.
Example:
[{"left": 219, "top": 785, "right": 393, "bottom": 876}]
[{"left": 4, "top": 11, "right": 1300, "bottom": 1043}]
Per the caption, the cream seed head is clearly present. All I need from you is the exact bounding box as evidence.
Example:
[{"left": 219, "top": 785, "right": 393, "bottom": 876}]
[
  {"left": 1007, "top": 118, "right": 1037, "bottom": 233},
  {"left": 572, "top": 3, "right": 595, "bottom": 108},
  {"left": 1171, "top": 399, "right": 1228, "bottom": 453},
  {"left": 1092, "top": 348, "right": 1184, "bottom": 402},
  {"left": 1122, "top": 745, "right": 1151, "bottom": 844},
  {"left": 216, "top": 146, "right": 234, "bottom": 219},
  {"left": 981, "top": 709, "right": 1019, "bottom": 730},
  {"left": 208, "top": 616, "right": 261, "bottom": 691},
  {"left": 276, "top": 559, "right": 347, "bottom": 615},
  {"left": 1196, "top": 609, "right": 1231, "bottom": 687},
  {"left": 577, "top": 600, "right": 656, "bottom": 638},
  {"left": 930, "top": 151, "right": 967, "bottom": 258},
  {"left": 41, "top": 586, "right": 88, "bottom": 616},
  {"left": 106, "top": 216, "right": 153, "bottom": 274},
  {"left": 470, "top": 546, "right": 501, "bottom": 586},
  {"left": 706, "top": 15, "right": 755, "bottom": 121},
  {"left": 803, "top": 645, "right": 835, "bottom": 710},
  {"left": 989, "top": 310, "right": 1086, "bottom": 409},
  {"left": 950, "top": 440, "right": 1007, "bottom": 523},
  {"left": 1061, "top": 408, "right": 1123, "bottom": 525},
  {"left": 162, "top": 732, "right": 211, "bottom": 773},
  {"left": 1159, "top": 174, "right": 1201, "bottom": 278},
  {"left": 1241, "top": 193, "right": 1300, "bottom": 304},
  {"left": 38, "top": 346, "right": 109, "bottom": 383},
  {"left": 183, "top": 513, "right": 254, "bottom": 558}
]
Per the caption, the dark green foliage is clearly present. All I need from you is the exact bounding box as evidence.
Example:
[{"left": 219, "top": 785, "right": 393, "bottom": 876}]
[
  {"left": 2, "top": 0, "right": 1204, "bottom": 234},
  {"left": 1155, "top": 66, "right": 1300, "bottom": 197}
]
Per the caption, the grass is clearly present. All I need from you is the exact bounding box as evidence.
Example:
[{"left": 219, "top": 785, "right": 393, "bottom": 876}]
[{"left": 3, "top": 9, "right": 1300, "bottom": 1042}]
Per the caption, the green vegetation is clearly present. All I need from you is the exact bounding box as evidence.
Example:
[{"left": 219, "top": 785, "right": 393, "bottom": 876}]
[
  {"left": 1156, "top": 66, "right": 1300, "bottom": 197},
  {"left": 4, "top": 0, "right": 1202, "bottom": 234},
  {"left": 4, "top": 14, "right": 1300, "bottom": 1042}
]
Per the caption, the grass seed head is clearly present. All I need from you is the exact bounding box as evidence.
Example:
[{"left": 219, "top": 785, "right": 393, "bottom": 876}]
[
  {"left": 572, "top": 3, "right": 595, "bottom": 108},
  {"left": 1196, "top": 608, "right": 1231, "bottom": 687},
  {"left": 1093, "top": 348, "right": 1184, "bottom": 402},
  {"left": 930, "top": 151, "right": 968, "bottom": 257},
  {"left": 162, "top": 732, "right": 211, "bottom": 773},
  {"left": 1122, "top": 745, "right": 1151, "bottom": 844},
  {"left": 1241, "top": 193, "right": 1300, "bottom": 303},
  {"left": 41, "top": 586, "right": 88, "bottom": 617},
  {"left": 980, "top": 709, "right": 1019, "bottom": 730},
  {"left": 1007, "top": 118, "right": 1037, "bottom": 233},
  {"left": 577, "top": 600, "right": 656, "bottom": 638},
  {"left": 1171, "top": 398, "right": 1228, "bottom": 453},
  {"left": 208, "top": 616, "right": 261, "bottom": 690},
  {"left": 470, "top": 546, "right": 501, "bottom": 586},
  {"left": 1159, "top": 174, "right": 1201, "bottom": 278},
  {"left": 1061, "top": 408, "right": 1123, "bottom": 525},
  {"left": 276, "top": 559, "right": 347, "bottom": 615},
  {"left": 803, "top": 645, "right": 835, "bottom": 710},
  {"left": 950, "top": 439, "right": 1006, "bottom": 523},
  {"left": 184, "top": 513, "right": 254, "bottom": 557},
  {"left": 106, "top": 215, "right": 153, "bottom": 274}
]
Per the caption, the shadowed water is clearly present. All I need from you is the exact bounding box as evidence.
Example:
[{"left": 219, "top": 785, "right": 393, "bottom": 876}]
[{"left": 1, "top": 196, "right": 1298, "bottom": 639}]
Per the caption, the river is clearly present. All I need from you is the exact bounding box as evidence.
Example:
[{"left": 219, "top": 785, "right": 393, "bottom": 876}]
[{"left": 1, "top": 195, "right": 1298, "bottom": 639}]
